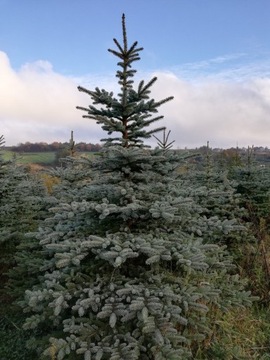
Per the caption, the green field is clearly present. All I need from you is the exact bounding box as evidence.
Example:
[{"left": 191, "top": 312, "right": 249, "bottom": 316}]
[
  {"left": 2, "top": 151, "right": 56, "bottom": 165},
  {"left": 1, "top": 151, "right": 97, "bottom": 165}
]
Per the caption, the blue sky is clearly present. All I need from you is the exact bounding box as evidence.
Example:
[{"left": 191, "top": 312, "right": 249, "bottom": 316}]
[{"left": 1, "top": 0, "right": 270, "bottom": 147}]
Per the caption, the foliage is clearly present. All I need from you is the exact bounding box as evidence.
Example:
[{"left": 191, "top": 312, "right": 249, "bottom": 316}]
[
  {"left": 0, "top": 135, "right": 56, "bottom": 359},
  {"left": 10, "top": 15, "right": 256, "bottom": 360},
  {"left": 0, "top": 143, "right": 48, "bottom": 295},
  {"left": 0, "top": 316, "right": 37, "bottom": 360},
  {"left": 229, "top": 151, "right": 270, "bottom": 303}
]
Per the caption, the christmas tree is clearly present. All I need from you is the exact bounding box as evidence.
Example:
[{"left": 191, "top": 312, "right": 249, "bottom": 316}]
[
  {"left": 0, "top": 135, "right": 53, "bottom": 359},
  {"left": 0, "top": 135, "right": 48, "bottom": 304},
  {"left": 20, "top": 15, "right": 252, "bottom": 359}
]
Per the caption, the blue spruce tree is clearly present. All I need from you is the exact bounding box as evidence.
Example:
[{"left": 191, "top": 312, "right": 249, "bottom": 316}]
[
  {"left": 21, "top": 15, "right": 252, "bottom": 359},
  {"left": 0, "top": 135, "right": 52, "bottom": 359}
]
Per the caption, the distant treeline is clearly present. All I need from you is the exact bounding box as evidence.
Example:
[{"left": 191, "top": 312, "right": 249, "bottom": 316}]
[{"left": 8, "top": 141, "right": 102, "bottom": 153}]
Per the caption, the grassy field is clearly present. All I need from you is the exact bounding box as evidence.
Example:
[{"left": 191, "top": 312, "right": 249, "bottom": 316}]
[
  {"left": 1, "top": 151, "right": 97, "bottom": 165},
  {"left": 2, "top": 151, "right": 56, "bottom": 165}
]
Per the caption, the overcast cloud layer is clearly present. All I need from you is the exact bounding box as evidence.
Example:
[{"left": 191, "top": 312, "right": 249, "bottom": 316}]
[{"left": 1, "top": 50, "right": 270, "bottom": 148}]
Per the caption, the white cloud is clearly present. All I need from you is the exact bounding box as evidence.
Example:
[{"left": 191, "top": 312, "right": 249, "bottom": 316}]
[
  {"left": 0, "top": 51, "right": 102, "bottom": 145},
  {"left": 1, "top": 51, "right": 270, "bottom": 148},
  {"left": 150, "top": 71, "right": 270, "bottom": 148}
]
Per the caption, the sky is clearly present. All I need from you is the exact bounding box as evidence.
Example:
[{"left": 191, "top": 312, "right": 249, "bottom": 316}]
[{"left": 0, "top": 0, "right": 270, "bottom": 148}]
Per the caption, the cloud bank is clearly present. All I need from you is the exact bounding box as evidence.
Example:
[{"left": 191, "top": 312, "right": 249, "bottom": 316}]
[
  {"left": 0, "top": 50, "right": 270, "bottom": 148},
  {"left": 150, "top": 71, "right": 270, "bottom": 148}
]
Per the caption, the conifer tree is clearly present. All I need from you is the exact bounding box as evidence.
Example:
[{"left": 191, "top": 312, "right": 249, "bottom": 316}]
[
  {"left": 0, "top": 136, "right": 48, "bottom": 301},
  {"left": 0, "top": 135, "right": 54, "bottom": 359},
  {"left": 181, "top": 143, "right": 249, "bottom": 246},
  {"left": 20, "top": 15, "right": 252, "bottom": 359},
  {"left": 229, "top": 148, "right": 270, "bottom": 301}
]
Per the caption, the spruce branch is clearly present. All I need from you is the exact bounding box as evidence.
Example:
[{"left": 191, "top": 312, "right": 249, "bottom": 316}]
[
  {"left": 0, "top": 134, "right": 5, "bottom": 147},
  {"left": 153, "top": 129, "right": 175, "bottom": 151},
  {"left": 122, "top": 13, "right": 128, "bottom": 52},
  {"left": 138, "top": 77, "right": 158, "bottom": 97}
]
